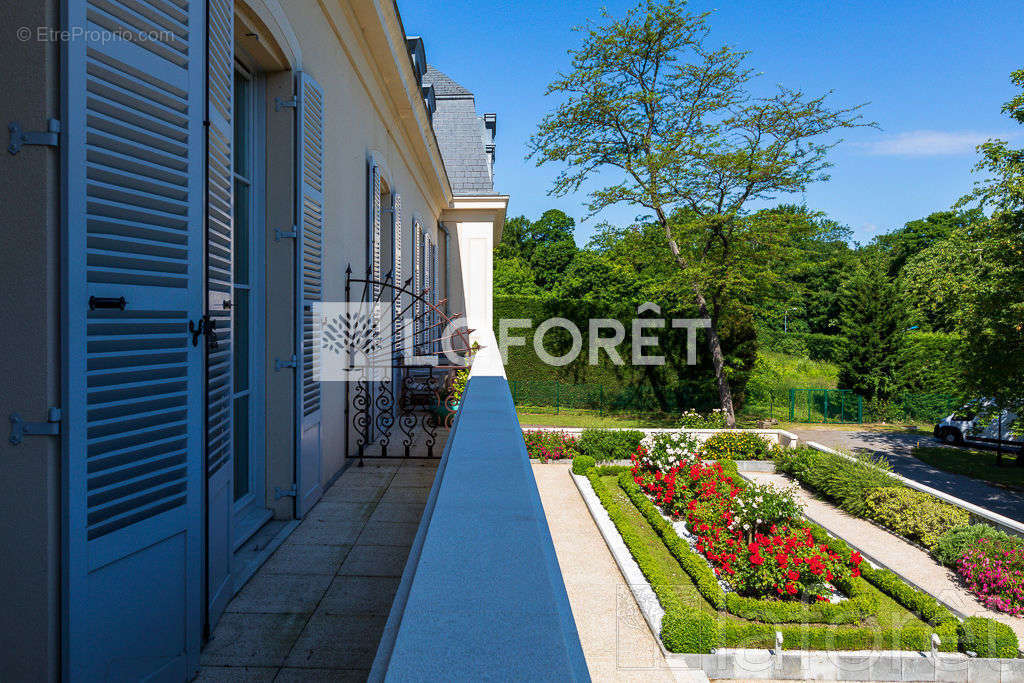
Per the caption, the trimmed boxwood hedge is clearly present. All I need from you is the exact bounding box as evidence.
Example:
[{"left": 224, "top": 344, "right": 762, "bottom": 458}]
[
  {"left": 582, "top": 464, "right": 1015, "bottom": 656},
  {"left": 583, "top": 468, "right": 719, "bottom": 653},
  {"left": 957, "top": 616, "right": 1019, "bottom": 658},
  {"left": 571, "top": 455, "right": 595, "bottom": 475}
]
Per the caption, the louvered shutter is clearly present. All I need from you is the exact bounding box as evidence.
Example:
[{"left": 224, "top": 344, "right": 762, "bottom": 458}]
[
  {"left": 431, "top": 240, "right": 439, "bottom": 353},
  {"left": 424, "top": 233, "right": 432, "bottom": 352},
  {"left": 413, "top": 220, "right": 423, "bottom": 350},
  {"left": 371, "top": 165, "right": 382, "bottom": 295},
  {"left": 62, "top": 0, "right": 205, "bottom": 679},
  {"left": 295, "top": 71, "right": 324, "bottom": 517},
  {"left": 205, "top": 0, "right": 234, "bottom": 629},
  {"left": 392, "top": 194, "right": 402, "bottom": 385}
]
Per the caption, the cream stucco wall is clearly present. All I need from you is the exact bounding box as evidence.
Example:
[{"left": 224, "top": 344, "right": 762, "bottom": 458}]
[{"left": 268, "top": 0, "right": 451, "bottom": 486}]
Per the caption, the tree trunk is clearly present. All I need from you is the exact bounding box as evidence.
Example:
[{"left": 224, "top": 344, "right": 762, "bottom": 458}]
[
  {"left": 659, "top": 213, "right": 737, "bottom": 426},
  {"left": 695, "top": 292, "right": 736, "bottom": 426}
]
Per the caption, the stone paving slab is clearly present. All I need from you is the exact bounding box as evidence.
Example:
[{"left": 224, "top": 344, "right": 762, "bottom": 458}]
[
  {"left": 745, "top": 470, "right": 1024, "bottom": 647},
  {"left": 198, "top": 459, "right": 439, "bottom": 681}
]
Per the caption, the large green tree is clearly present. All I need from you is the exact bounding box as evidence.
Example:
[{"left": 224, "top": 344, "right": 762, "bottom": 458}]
[
  {"left": 951, "top": 69, "right": 1024, "bottom": 407},
  {"left": 528, "top": 0, "right": 869, "bottom": 424},
  {"left": 837, "top": 257, "right": 907, "bottom": 402}
]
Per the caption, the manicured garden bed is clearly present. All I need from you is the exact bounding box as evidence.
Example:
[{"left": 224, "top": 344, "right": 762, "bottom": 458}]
[{"left": 573, "top": 431, "right": 1021, "bottom": 659}]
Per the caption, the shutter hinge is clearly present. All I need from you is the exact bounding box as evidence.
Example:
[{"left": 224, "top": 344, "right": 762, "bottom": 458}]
[
  {"left": 274, "top": 484, "right": 297, "bottom": 499},
  {"left": 8, "top": 119, "right": 60, "bottom": 155},
  {"left": 9, "top": 407, "right": 61, "bottom": 445},
  {"left": 275, "top": 354, "right": 298, "bottom": 371},
  {"left": 274, "top": 96, "right": 298, "bottom": 111},
  {"left": 274, "top": 227, "right": 297, "bottom": 241}
]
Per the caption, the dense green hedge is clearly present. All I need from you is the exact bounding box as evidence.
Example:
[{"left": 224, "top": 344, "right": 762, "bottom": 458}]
[
  {"left": 496, "top": 295, "right": 756, "bottom": 412},
  {"left": 578, "top": 429, "right": 644, "bottom": 462},
  {"left": 865, "top": 487, "right": 969, "bottom": 550},
  {"left": 776, "top": 447, "right": 972, "bottom": 551},
  {"left": 583, "top": 468, "right": 718, "bottom": 653},
  {"left": 957, "top": 617, "right": 1019, "bottom": 658}
]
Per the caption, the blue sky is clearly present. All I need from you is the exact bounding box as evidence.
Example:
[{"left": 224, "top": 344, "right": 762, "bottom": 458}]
[{"left": 399, "top": 0, "right": 1024, "bottom": 245}]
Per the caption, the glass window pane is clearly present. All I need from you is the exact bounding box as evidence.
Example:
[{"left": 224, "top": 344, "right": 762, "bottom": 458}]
[
  {"left": 233, "top": 71, "right": 250, "bottom": 177},
  {"left": 233, "top": 396, "right": 250, "bottom": 501},
  {"left": 234, "top": 179, "right": 250, "bottom": 284},
  {"left": 233, "top": 288, "right": 249, "bottom": 392}
]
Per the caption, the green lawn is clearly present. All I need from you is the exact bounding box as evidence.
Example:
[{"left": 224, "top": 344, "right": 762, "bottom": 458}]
[
  {"left": 516, "top": 408, "right": 680, "bottom": 429},
  {"left": 913, "top": 445, "right": 1024, "bottom": 489}
]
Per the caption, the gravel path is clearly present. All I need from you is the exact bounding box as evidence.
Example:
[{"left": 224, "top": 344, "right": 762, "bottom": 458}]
[
  {"left": 790, "top": 428, "right": 1024, "bottom": 524},
  {"left": 744, "top": 470, "right": 1024, "bottom": 647}
]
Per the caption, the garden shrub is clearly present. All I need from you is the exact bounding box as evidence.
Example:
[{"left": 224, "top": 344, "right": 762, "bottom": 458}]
[
  {"left": 699, "top": 431, "right": 775, "bottom": 460},
  {"left": 638, "top": 431, "right": 700, "bottom": 470},
  {"left": 578, "top": 428, "right": 644, "bottom": 462},
  {"left": 776, "top": 446, "right": 898, "bottom": 517},
  {"left": 522, "top": 430, "right": 578, "bottom": 461},
  {"left": 571, "top": 455, "right": 595, "bottom": 475},
  {"left": 865, "top": 487, "right": 969, "bottom": 550},
  {"left": 957, "top": 538, "right": 1024, "bottom": 616},
  {"left": 934, "top": 524, "right": 1022, "bottom": 567},
  {"left": 661, "top": 609, "right": 718, "bottom": 653},
  {"left": 679, "top": 409, "right": 728, "bottom": 429},
  {"left": 957, "top": 616, "right": 1019, "bottom": 658}
]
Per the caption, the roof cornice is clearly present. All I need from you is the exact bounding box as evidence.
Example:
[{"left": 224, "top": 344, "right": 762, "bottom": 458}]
[{"left": 327, "top": 0, "right": 452, "bottom": 207}]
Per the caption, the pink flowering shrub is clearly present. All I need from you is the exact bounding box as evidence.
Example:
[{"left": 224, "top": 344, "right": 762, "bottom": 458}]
[
  {"left": 957, "top": 538, "right": 1024, "bottom": 615},
  {"left": 523, "top": 430, "right": 579, "bottom": 462}
]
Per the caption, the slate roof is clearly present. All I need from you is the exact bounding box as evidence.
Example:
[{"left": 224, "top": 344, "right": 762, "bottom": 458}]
[
  {"left": 424, "top": 65, "right": 472, "bottom": 98},
  {"left": 424, "top": 66, "right": 496, "bottom": 195}
]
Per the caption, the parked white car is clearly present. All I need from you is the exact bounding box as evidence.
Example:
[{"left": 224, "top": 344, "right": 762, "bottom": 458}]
[{"left": 934, "top": 399, "right": 1021, "bottom": 448}]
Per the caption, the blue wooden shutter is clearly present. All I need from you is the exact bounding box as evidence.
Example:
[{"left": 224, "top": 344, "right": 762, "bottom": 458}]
[
  {"left": 205, "top": 0, "right": 234, "bottom": 628},
  {"left": 295, "top": 71, "right": 324, "bottom": 517},
  {"left": 414, "top": 221, "right": 423, "bottom": 349},
  {"left": 61, "top": 0, "right": 206, "bottom": 679}
]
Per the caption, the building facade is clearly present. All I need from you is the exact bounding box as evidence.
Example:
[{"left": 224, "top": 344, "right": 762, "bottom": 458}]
[{"left": 0, "top": 1, "right": 508, "bottom": 679}]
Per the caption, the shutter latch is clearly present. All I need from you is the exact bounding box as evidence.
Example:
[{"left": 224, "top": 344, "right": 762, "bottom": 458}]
[
  {"left": 8, "top": 119, "right": 60, "bottom": 155},
  {"left": 274, "top": 484, "right": 297, "bottom": 499},
  {"left": 275, "top": 354, "right": 298, "bottom": 371},
  {"left": 274, "top": 227, "right": 297, "bottom": 241},
  {"left": 274, "top": 96, "right": 297, "bottom": 111},
  {"left": 9, "top": 407, "right": 61, "bottom": 445}
]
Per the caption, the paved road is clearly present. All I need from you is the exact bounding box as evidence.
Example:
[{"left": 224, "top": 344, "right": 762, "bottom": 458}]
[{"left": 790, "top": 428, "right": 1024, "bottom": 524}]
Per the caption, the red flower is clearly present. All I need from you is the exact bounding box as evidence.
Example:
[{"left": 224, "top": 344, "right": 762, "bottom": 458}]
[
  {"left": 786, "top": 582, "right": 798, "bottom": 595},
  {"left": 776, "top": 554, "right": 788, "bottom": 568},
  {"left": 750, "top": 553, "right": 764, "bottom": 566},
  {"left": 851, "top": 568, "right": 861, "bottom": 578},
  {"left": 787, "top": 570, "right": 800, "bottom": 581}
]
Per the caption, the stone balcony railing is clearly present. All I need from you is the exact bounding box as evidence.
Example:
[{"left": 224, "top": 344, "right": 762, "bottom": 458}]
[{"left": 369, "top": 335, "right": 590, "bottom": 681}]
